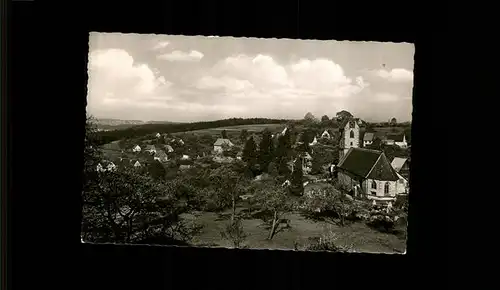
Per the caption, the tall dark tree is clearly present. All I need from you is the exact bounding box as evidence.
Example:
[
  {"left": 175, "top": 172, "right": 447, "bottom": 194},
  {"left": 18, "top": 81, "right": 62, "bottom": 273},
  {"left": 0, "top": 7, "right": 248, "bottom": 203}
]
[
  {"left": 148, "top": 160, "right": 167, "bottom": 181},
  {"left": 290, "top": 158, "right": 304, "bottom": 196},
  {"left": 258, "top": 129, "right": 274, "bottom": 172},
  {"left": 304, "top": 112, "right": 316, "bottom": 122},
  {"left": 321, "top": 115, "right": 330, "bottom": 122},
  {"left": 240, "top": 129, "right": 249, "bottom": 143},
  {"left": 336, "top": 110, "right": 353, "bottom": 120},
  {"left": 242, "top": 136, "right": 258, "bottom": 164},
  {"left": 221, "top": 130, "right": 228, "bottom": 139}
]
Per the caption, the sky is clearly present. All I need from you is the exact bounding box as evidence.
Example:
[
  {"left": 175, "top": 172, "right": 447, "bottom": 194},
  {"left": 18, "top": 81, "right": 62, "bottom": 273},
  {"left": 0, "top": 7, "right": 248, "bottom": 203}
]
[{"left": 87, "top": 33, "right": 415, "bottom": 123}]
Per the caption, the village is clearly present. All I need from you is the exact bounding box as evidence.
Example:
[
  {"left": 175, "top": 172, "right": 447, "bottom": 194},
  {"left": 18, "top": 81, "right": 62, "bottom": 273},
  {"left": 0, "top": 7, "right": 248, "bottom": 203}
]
[{"left": 86, "top": 110, "right": 411, "bottom": 253}]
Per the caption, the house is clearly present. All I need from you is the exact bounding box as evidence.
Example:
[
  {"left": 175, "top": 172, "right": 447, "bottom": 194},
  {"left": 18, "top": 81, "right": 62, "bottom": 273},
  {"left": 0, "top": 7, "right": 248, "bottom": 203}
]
[
  {"left": 132, "top": 145, "right": 141, "bottom": 153},
  {"left": 105, "top": 161, "right": 116, "bottom": 171},
  {"left": 338, "top": 117, "right": 361, "bottom": 162},
  {"left": 320, "top": 129, "right": 336, "bottom": 139},
  {"left": 155, "top": 133, "right": 161, "bottom": 138},
  {"left": 385, "top": 133, "right": 407, "bottom": 148},
  {"left": 391, "top": 157, "right": 410, "bottom": 177},
  {"left": 154, "top": 150, "right": 169, "bottom": 162},
  {"left": 336, "top": 147, "right": 402, "bottom": 204},
  {"left": 96, "top": 163, "right": 105, "bottom": 172},
  {"left": 164, "top": 145, "right": 174, "bottom": 153},
  {"left": 133, "top": 161, "right": 142, "bottom": 167},
  {"left": 181, "top": 154, "right": 190, "bottom": 160},
  {"left": 363, "top": 132, "right": 374, "bottom": 147},
  {"left": 145, "top": 145, "right": 156, "bottom": 154},
  {"left": 289, "top": 152, "right": 313, "bottom": 174},
  {"left": 309, "top": 136, "right": 318, "bottom": 146},
  {"left": 178, "top": 139, "right": 185, "bottom": 145},
  {"left": 236, "top": 151, "right": 243, "bottom": 160},
  {"left": 281, "top": 127, "right": 288, "bottom": 135},
  {"left": 213, "top": 138, "right": 234, "bottom": 154},
  {"left": 179, "top": 164, "right": 191, "bottom": 170}
]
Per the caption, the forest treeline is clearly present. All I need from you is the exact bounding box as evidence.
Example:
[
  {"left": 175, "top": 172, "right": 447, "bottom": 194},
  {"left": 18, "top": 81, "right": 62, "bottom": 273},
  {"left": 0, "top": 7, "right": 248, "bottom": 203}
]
[{"left": 96, "top": 118, "right": 291, "bottom": 145}]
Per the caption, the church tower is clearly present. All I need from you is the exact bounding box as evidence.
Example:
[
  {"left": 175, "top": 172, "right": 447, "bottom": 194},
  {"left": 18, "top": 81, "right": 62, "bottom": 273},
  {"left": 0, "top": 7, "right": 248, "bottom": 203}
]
[{"left": 338, "top": 117, "right": 360, "bottom": 163}]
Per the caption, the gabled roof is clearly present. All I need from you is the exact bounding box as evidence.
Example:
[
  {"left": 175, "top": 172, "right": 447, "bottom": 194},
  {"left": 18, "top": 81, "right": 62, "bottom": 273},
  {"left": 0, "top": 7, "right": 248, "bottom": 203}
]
[
  {"left": 337, "top": 148, "right": 399, "bottom": 181},
  {"left": 214, "top": 138, "right": 234, "bottom": 146},
  {"left": 363, "top": 132, "right": 374, "bottom": 141},
  {"left": 155, "top": 150, "right": 168, "bottom": 158},
  {"left": 391, "top": 157, "right": 408, "bottom": 172},
  {"left": 386, "top": 133, "right": 405, "bottom": 142}
]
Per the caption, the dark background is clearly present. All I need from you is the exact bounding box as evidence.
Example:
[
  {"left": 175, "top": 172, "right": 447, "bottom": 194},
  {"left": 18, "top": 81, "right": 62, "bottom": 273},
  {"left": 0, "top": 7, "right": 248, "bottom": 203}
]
[{"left": 7, "top": 1, "right": 447, "bottom": 289}]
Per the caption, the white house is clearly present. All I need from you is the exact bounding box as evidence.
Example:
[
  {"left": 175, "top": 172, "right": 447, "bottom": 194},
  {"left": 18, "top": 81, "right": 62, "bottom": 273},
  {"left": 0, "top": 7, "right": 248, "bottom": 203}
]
[
  {"left": 336, "top": 147, "right": 402, "bottom": 204},
  {"left": 181, "top": 154, "right": 190, "bottom": 160},
  {"left": 133, "top": 161, "right": 142, "bottom": 167},
  {"left": 178, "top": 139, "right": 185, "bottom": 145},
  {"left": 154, "top": 150, "right": 169, "bottom": 162},
  {"left": 213, "top": 138, "right": 234, "bottom": 154},
  {"left": 385, "top": 133, "right": 407, "bottom": 148},
  {"left": 164, "top": 145, "right": 174, "bottom": 153},
  {"left": 363, "top": 132, "right": 374, "bottom": 147},
  {"left": 321, "top": 129, "right": 334, "bottom": 139},
  {"left": 132, "top": 145, "right": 141, "bottom": 153},
  {"left": 96, "top": 163, "right": 105, "bottom": 172},
  {"left": 281, "top": 127, "right": 288, "bottom": 135},
  {"left": 394, "top": 135, "right": 408, "bottom": 148},
  {"left": 309, "top": 136, "right": 318, "bottom": 146},
  {"left": 145, "top": 145, "right": 156, "bottom": 154},
  {"left": 155, "top": 133, "right": 161, "bottom": 138},
  {"left": 106, "top": 162, "right": 116, "bottom": 172}
]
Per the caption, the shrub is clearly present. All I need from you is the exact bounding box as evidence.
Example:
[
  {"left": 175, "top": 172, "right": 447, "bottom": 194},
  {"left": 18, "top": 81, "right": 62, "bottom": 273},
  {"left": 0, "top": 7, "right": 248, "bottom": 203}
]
[
  {"left": 301, "top": 231, "right": 353, "bottom": 253},
  {"left": 220, "top": 218, "right": 247, "bottom": 248}
]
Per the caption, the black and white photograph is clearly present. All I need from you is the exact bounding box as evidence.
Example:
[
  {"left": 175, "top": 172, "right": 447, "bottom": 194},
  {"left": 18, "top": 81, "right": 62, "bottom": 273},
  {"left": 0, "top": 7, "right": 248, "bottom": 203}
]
[{"left": 82, "top": 32, "right": 414, "bottom": 254}]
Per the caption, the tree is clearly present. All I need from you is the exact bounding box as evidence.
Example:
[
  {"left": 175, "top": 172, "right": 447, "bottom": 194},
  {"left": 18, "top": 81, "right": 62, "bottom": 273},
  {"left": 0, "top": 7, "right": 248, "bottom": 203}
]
[
  {"left": 242, "top": 136, "right": 258, "bottom": 164},
  {"left": 221, "top": 130, "right": 228, "bottom": 139},
  {"left": 81, "top": 168, "right": 196, "bottom": 244},
  {"left": 304, "top": 112, "right": 317, "bottom": 122},
  {"left": 239, "top": 129, "right": 249, "bottom": 143},
  {"left": 336, "top": 110, "right": 353, "bottom": 121},
  {"left": 148, "top": 160, "right": 167, "bottom": 181},
  {"left": 255, "top": 184, "right": 296, "bottom": 240},
  {"left": 258, "top": 129, "right": 274, "bottom": 172},
  {"left": 267, "top": 161, "right": 279, "bottom": 177},
  {"left": 321, "top": 115, "right": 330, "bottom": 122},
  {"left": 208, "top": 165, "right": 246, "bottom": 221},
  {"left": 290, "top": 158, "right": 304, "bottom": 196}
]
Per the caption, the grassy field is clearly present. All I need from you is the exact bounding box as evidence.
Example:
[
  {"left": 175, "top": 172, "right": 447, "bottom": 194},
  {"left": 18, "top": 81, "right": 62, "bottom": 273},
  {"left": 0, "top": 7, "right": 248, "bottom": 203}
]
[
  {"left": 174, "top": 123, "right": 286, "bottom": 136},
  {"left": 181, "top": 207, "right": 406, "bottom": 253}
]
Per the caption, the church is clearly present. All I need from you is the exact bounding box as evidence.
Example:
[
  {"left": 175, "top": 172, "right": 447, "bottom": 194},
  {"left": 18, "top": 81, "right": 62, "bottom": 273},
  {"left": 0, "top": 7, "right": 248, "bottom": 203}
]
[{"left": 336, "top": 117, "right": 405, "bottom": 203}]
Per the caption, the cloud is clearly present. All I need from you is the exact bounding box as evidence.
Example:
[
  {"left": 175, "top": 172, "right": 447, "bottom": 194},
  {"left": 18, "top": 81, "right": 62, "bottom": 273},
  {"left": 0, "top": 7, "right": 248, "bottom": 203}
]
[
  {"left": 196, "top": 54, "right": 368, "bottom": 102},
  {"left": 374, "top": 68, "right": 413, "bottom": 83},
  {"left": 371, "top": 92, "right": 400, "bottom": 103},
  {"left": 87, "top": 49, "right": 172, "bottom": 113},
  {"left": 157, "top": 50, "right": 204, "bottom": 62},
  {"left": 88, "top": 49, "right": 169, "bottom": 95},
  {"left": 152, "top": 41, "right": 170, "bottom": 50}
]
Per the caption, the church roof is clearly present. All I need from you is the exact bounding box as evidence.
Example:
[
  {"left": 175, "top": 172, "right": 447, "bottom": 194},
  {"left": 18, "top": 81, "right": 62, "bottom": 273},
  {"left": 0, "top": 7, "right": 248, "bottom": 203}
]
[
  {"left": 390, "top": 157, "right": 408, "bottom": 172},
  {"left": 338, "top": 148, "right": 399, "bottom": 181}
]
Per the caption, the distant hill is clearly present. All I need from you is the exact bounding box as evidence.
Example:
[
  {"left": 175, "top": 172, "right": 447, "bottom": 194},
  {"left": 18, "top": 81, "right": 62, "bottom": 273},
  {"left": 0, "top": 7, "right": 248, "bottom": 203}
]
[
  {"left": 95, "top": 117, "right": 291, "bottom": 145},
  {"left": 93, "top": 118, "right": 182, "bottom": 130}
]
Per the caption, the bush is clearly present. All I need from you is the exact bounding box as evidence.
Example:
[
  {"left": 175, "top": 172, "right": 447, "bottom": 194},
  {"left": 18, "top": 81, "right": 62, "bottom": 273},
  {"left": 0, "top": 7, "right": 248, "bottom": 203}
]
[
  {"left": 301, "top": 231, "right": 353, "bottom": 253},
  {"left": 220, "top": 218, "right": 247, "bottom": 248}
]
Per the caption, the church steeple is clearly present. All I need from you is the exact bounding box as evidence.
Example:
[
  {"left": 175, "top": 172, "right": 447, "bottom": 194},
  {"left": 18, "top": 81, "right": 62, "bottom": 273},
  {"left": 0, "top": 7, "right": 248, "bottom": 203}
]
[{"left": 338, "top": 117, "right": 360, "bottom": 163}]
